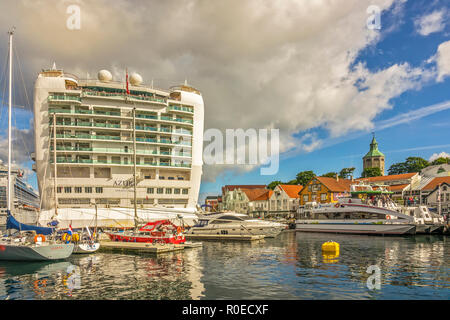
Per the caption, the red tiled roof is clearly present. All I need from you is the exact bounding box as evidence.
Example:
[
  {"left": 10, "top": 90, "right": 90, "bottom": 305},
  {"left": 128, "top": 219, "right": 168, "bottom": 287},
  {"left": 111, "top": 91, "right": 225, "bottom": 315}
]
[
  {"left": 222, "top": 185, "right": 266, "bottom": 194},
  {"left": 315, "top": 177, "right": 353, "bottom": 192},
  {"left": 278, "top": 184, "right": 303, "bottom": 198},
  {"left": 357, "top": 172, "right": 417, "bottom": 182},
  {"left": 240, "top": 188, "right": 271, "bottom": 201},
  {"left": 252, "top": 189, "right": 273, "bottom": 201},
  {"left": 422, "top": 176, "right": 450, "bottom": 191}
]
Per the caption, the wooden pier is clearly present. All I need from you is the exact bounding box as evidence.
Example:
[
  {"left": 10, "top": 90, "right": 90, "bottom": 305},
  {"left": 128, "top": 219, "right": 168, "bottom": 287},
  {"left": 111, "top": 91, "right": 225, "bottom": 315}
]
[
  {"left": 99, "top": 240, "right": 202, "bottom": 254},
  {"left": 185, "top": 234, "right": 265, "bottom": 241}
]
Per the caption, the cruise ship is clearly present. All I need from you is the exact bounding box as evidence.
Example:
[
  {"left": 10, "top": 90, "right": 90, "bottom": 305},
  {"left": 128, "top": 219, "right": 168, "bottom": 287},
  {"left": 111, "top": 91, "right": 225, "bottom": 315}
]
[
  {"left": 0, "top": 164, "right": 40, "bottom": 227},
  {"left": 32, "top": 65, "right": 204, "bottom": 228}
]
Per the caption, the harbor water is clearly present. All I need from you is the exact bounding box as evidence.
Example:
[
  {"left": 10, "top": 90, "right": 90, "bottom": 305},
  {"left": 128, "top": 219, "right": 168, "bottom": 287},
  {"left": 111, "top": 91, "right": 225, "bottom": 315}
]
[{"left": 0, "top": 231, "right": 448, "bottom": 300}]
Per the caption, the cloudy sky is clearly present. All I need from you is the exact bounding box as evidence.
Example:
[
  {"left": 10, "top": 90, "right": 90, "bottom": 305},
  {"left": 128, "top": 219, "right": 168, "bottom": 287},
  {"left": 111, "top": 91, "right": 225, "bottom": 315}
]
[{"left": 0, "top": 0, "right": 449, "bottom": 203}]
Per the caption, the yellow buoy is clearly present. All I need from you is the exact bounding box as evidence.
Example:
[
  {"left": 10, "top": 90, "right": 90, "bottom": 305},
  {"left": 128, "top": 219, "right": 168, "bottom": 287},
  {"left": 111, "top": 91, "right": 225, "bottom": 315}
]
[{"left": 322, "top": 241, "right": 340, "bottom": 254}]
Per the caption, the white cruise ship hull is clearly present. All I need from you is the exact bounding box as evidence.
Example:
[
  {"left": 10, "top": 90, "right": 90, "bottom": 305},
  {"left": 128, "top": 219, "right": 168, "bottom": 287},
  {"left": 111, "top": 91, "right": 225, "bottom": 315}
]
[
  {"left": 38, "top": 207, "right": 200, "bottom": 229},
  {"left": 295, "top": 220, "right": 416, "bottom": 235}
]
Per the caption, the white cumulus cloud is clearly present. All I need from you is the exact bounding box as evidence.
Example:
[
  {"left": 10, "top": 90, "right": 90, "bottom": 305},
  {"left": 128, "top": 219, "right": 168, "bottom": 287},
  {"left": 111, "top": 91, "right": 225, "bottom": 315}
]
[
  {"left": 436, "top": 40, "right": 450, "bottom": 82},
  {"left": 414, "top": 9, "right": 447, "bottom": 36},
  {"left": 429, "top": 152, "right": 450, "bottom": 162}
]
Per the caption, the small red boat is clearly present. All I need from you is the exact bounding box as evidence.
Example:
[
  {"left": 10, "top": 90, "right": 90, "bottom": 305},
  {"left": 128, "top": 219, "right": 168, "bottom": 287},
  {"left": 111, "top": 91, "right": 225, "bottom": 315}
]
[{"left": 107, "top": 220, "right": 186, "bottom": 244}]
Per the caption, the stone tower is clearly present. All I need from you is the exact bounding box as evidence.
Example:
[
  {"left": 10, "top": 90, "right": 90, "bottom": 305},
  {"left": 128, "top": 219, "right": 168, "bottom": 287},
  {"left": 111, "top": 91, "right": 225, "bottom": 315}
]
[{"left": 363, "top": 134, "right": 385, "bottom": 175}]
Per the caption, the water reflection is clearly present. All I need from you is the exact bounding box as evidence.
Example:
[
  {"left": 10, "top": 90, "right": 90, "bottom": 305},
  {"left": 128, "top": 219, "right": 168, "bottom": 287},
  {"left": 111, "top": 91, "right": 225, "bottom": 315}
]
[{"left": 0, "top": 232, "right": 447, "bottom": 300}]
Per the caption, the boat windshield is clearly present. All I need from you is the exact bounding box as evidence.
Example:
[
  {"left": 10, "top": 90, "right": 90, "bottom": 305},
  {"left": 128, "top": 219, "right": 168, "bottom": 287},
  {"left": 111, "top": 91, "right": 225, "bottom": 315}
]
[{"left": 216, "top": 215, "right": 245, "bottom": 221}]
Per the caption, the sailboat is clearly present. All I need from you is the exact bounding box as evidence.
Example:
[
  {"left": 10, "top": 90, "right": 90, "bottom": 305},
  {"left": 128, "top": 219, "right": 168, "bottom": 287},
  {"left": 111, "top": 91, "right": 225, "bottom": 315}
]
[
  {"left": 0, "top": 28, "right": 74, "bottom": 261},
  {"left": 105, "top": 99, "right": 186, "bottom": 243},
  {"left": 49, "top": 110, "right": 100, "bottom": 254}
]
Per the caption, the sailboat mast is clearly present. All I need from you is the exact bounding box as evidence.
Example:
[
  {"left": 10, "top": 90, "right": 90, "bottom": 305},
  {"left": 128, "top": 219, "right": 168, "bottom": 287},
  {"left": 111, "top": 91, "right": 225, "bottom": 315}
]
[
  {"left": 7, "top": 28, "right": 14, "bottom": 213},
  {"left": 53, "top": 113, "right": 58, "bottom": 215},
  {"left": 133, "top": 107, "right": 138, "bottom": 229}
]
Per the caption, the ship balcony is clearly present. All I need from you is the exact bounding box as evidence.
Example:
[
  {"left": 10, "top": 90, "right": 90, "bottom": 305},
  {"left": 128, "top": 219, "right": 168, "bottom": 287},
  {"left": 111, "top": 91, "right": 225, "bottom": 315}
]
[
  {"left": 48, "top": 94, "right": 81, "bottom": 104},
  {"left": 49, "top": 108, "right": 124, "bottom": 119},
  {"left": 52, "top": 158, "right": 191, "bottom": 169},
  {"left": 167, "top": 105, "right": 194, "bottom": 114},
  {"left": 159, "top": 116, "right": 194, "bottom": 126},
  {"left": 54, "top": 134, "right": 192, "bottom": 147},
  {"left": 51, "top": 146, "right": 191, "bottom": 158},
  {"left": 82, "top": 90, "right": 167, "bottom": 105},
  {"left": 53, "top": 123, "right": 192, "bottom": 136},
  {"left": 49, "top": 109, "right": 194, "bottom": 128}
]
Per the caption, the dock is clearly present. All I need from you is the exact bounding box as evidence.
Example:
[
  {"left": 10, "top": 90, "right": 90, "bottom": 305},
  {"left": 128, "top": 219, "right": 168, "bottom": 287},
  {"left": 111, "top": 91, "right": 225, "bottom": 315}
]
[
  {"left": 99, "top": 240, "right": 203, "bottom": 254},
  {"left": 185, "top": 234, "right": 265, "bottom": 241}
]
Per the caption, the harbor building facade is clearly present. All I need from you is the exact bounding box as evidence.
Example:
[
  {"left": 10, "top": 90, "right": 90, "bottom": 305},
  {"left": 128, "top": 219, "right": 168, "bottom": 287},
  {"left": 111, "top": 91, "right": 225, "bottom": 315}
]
[
  {"left": 268, "top": 184, "right": 303, "bottom": 217},
  {"left": 424, "top": 180, "right": 450, "bottom": 215},
  {"left": 32, "top": 67, "right": 204, "bottom": 210},
  {"left": 299, "top": 176, "right": 353, "bottom": 206}
]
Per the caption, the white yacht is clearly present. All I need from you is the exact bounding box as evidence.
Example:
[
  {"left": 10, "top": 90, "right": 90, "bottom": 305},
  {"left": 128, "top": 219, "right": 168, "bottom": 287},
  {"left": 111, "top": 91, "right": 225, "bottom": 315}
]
[
  {"left": 187, "top": 212, "right": 287, "bottom": 238},
  {"left": 295, "top": 183, "right": 416, "bottom": 235},
  {"left": 400, "top": 206, "right": 445, "bottom": 234}
]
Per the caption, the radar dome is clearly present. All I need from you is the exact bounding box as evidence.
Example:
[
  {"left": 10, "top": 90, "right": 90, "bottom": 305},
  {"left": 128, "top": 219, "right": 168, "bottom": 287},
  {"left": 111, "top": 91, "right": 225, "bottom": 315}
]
[
  {"left": 98, "top": 70, "right": 112, "bottom": 82},
  {"left": 129, "top": 73, "right": 143, "bottom": 86}
]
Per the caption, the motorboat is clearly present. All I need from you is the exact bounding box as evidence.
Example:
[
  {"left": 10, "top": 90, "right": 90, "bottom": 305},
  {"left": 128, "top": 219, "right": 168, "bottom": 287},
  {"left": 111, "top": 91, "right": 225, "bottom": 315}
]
[
  {"left": 71, "top": 228, "right": 100, "bottom": 254},
  {"left": 400, "top": 206, "right": 445, "bottom": 234},
  {"left": 295, "top": 183, "right": 416, "bottom": 236},
  {"left": 187, "top": 212, "right": 287, "bottom": 238},
  {"left": 107, "top": 220, "right": 186, "bottom": 244}
]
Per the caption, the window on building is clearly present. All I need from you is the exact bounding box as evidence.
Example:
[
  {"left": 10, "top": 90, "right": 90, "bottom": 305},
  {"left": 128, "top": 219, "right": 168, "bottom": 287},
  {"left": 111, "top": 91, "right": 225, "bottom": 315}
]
[
  {"left": 321, "top": 193, "right": 327, "bottom": 201},
  {"left": 303, "top": 195, "right": 309, "bottom": 203},
  {"left": 147, "top": 188, "right": 154, "bottom": 194},
  {"left": 75, "top": 187, "right": 82, "bottom": 193},
  {"left": 85, "top": 187, "right": 92, "bottom": 193},
  {"left": 159, "top": 176, "right": 165, "bottom": 180},
  {"left": 157, "top": 188, "right": 164, "bottom": 194},
  {"left": 166, "top": 188, "right": 172, "bottom": 194},
  {"left": 174, "top": 188, "right": 181, "bottom": 194},
  {"left": 57, "top": 187, "right": 62, "bottom": 193},
  {"left": 95, "top": 187, "right": 103, "bottom": 193},
  {"left": 64, "top": 187, "right": 72, "bottom": 193},
  {"left": 182, "top": 189, "right": 189, "bottom": 195}
]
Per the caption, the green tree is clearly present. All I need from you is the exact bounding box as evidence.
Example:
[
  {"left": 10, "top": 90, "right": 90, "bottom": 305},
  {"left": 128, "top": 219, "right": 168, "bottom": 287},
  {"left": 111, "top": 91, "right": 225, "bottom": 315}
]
[
  {"left": 388, "top": 162, "right": 407, "bottom": 175},
  {"left": 286, "top": 179, "right": 298, "bottom": 185},
  {"left": 388, "top": 157, "right": 430, "bottom": 175},
  {"left": 295, "top": 170, "right": 315, "bottom": 186},
  {"left": 362, "top": 167, "right": 382, "bottom": 178},
  {"left": 267, "top": 180, "right": 283, "bottom": 190},
  {"left": 431, "top": 157, "right": 449, "bottom": 166},
  {"left": 339, "top": 167, "right": 355, "bottom": 179},
  {"left": 321, "top": 172, "right": 338, "bottom": 178}
]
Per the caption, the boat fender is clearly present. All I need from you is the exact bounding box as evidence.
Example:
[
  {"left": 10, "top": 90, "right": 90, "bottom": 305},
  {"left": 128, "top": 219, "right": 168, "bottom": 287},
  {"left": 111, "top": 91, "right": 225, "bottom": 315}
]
[
  {"left": 386, "top": 215, "right": 391, "bottom": 220},
  {"left": 34, "top": 234, "right": 46, "bottom": 243},
  {"left": 334, "top": 203, "right": 340, "bottom": 208},
  {"left": 72, "top": 233, "right": 80, "bottom": 242}
]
